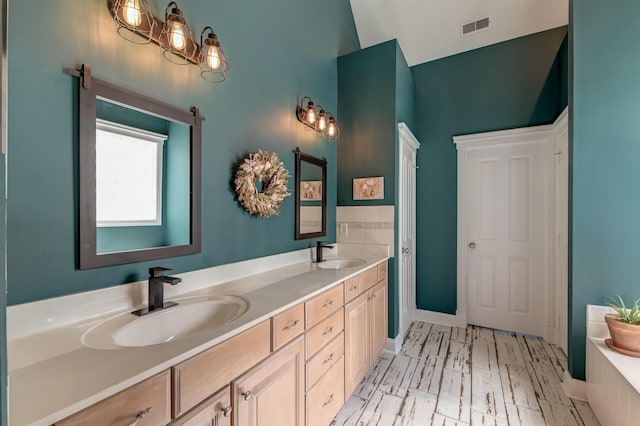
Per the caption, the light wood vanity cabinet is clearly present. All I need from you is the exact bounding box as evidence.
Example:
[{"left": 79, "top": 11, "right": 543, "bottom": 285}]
[
  {"left": 344, "top": 261, "right": 388, "bottom": 398},
  {"left": 234, "top": 336, "right": 305, "bottom": 426},
  {"left": 53, "top": 260, "right": 388, "bottom": 426},
  {"left": 54, "top": 370, "right": 172, "bottom": 426}
]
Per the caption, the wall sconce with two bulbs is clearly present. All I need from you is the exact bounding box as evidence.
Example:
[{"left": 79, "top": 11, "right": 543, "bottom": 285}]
[
  {"left": 296, "top": 97, "right": 339, "bottom": 141},
  {"left": 110, "top": 0, "right": 228, "bottom": 82}
]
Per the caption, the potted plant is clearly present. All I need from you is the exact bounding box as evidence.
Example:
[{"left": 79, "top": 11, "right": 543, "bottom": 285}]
[{"left": 605, "top": 295, "right": 640, "bottom": 356}]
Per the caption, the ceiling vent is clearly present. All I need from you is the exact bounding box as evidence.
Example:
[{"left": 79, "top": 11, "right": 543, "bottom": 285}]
[{"left": 462, "top": 17, "right": 490, "bottom": 36}]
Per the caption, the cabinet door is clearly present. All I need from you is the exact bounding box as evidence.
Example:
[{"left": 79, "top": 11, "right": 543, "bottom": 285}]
[
  {"left": 344, "top": 291, "right": 369, "bottom": 398},
  {"left": 369, "top": 279, "right": 388, "bottom": 364},
  {"left": 169, "top": 386, "right": 231, "bottom": 426},
  {"left": 234, "top": 336, "right": 305, "bottom": 426}
]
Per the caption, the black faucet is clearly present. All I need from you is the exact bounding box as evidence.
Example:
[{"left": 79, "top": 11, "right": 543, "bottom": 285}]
[
  {"left": 132, "top": 267, "right": 182, "bottom": 316},
  {"left": 316, "top": 241, "right": 334, "bottom": 263}
]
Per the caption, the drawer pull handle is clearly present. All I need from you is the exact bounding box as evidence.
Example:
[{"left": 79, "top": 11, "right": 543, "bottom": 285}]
[
  {"left": 242, "top": 391, "right": 252, "bottom": 401},
  {"left": 282, "top": 319, "right": 299, "bottom": 331},
  {"left": 322, "top": 300, "right": 334, "bottom": 308},
  {"left": 349, "top": 286, "right": 357, "bottom": 292},
  {"left": 322, "top": 353, "right": 334, "bottom": 365},
  {"left": 222, "top": 405, "right": 232, "bottom": 417},
  {"left": 322, "top": 394, "right": 334, "bottom": 407},
  {"left": 322, "top": 326, "right": 334, "bottom": 336},
  {"left": 128, "top": 407, "right": 152, "bottom": 426},
  {"left": 371, "top": 293, "right": 377, "bottom": 299}
]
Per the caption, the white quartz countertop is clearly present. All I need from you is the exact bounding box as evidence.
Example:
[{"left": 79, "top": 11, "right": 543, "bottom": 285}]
[{"left": 8, "top": 246, "right": 389, "bottom": 425}]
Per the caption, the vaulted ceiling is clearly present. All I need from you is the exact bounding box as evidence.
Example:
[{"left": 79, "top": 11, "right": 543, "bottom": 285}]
[{"left": 349, "top": 0, "right": 569, "bottom": 66}]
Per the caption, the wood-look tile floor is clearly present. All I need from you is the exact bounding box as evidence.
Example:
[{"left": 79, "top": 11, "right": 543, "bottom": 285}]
[{"left": 332, "top": 321, "right": 600, "bottom": 426}]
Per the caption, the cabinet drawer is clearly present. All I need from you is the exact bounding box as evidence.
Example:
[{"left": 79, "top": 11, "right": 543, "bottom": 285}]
[
  {"left": 272, "top": 303, "right": 305, "bottom": 351},
  {"left": 306, "top": 356, "right": 345, "bottom": 426},
  {"left": 55, "top": 370, "right": 171, "bottom": 426},
  {"left": 306, "top": 331, "right": 344, "bottom": 391},
  {"left": 168, "top": 386, "right": 231, "bottom": 426},
  {"left": 343, "top": 276, "right": 360, "bottom": 302},
  {"left": 172, "top": 320, "right": 271, "bottom": 417},
  {"left": 306, "top": 308, "right": 344, "bottom": 359},
  {"left": 306, "top": 284, "right": 344, "bottom": 328},
  {"left": 359, "top": 267, "right": 378, "bottom": 292},
  {"left": 377, "top": 260, "right": 388, "bottom": 283}
]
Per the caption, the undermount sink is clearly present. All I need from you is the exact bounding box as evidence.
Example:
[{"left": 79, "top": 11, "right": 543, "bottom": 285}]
[
  {"left": 316, "top": 257, "right": 366, "bottom": 270},
  {"left": 82, "top": 295, "right": 249, "bottom": 350}
]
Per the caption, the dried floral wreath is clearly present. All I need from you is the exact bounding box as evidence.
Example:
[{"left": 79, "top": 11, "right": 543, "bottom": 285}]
[{"left": 234, "top": 150, "right": 291, "bottom": 218}]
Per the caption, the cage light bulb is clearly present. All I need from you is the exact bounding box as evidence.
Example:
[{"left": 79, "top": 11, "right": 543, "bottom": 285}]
[
  {"left": 206, "top": 45, "right": 221, "bottom": 70},
  {"left": 328, "top": 121, "right": 336, "bottom": 137},
  {"left": 123, "top": 0, "right": 142, "bottom": 26},
  {"left": 306, "top": 105, "right": 316, "bottom": 124},
  {"left": 318, "top": 112, "right": 326, "bottom": 131},
  {"left": 169, "top": 21, "right": 186, "bottom": 50}
]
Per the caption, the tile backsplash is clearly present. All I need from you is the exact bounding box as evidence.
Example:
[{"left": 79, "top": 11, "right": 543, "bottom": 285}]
[
  {"left": 586, "top": 304, "right": 615, "bottom": 339},
  {"left": 336, "top": 206, "right": 394, "bottom": 253}
]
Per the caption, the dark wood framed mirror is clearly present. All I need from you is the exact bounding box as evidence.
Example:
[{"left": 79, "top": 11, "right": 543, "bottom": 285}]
[
  {"left": 69, "top": 65, "right": 202, "bottom": 269},
  {"left": 295, "top": 147, "right": 327, "bottom": 240}
]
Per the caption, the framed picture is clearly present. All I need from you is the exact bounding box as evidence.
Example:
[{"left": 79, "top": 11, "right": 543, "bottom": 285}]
[
  {"left": 301, "top": 180, "right": 322, "bottom": 201},
  {"left": 353, "top": 177, "right": 384, "bottom": 200}
]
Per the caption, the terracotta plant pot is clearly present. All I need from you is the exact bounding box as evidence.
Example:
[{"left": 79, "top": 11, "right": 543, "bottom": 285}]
[{"left": 605, "top": 313, "right": 640, "bottom": 353}]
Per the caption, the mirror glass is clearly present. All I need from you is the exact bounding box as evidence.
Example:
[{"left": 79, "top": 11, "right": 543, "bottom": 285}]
[
  {"left": 76, "top": 69, "right": 201, "bottom": 269},
  {"left": 295, "top": 148, "right": 327, "bottom": 240}
]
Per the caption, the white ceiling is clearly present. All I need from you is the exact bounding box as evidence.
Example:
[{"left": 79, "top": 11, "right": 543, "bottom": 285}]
[{"left": 349, "top": 0, "right": 569, "bottom": 66}]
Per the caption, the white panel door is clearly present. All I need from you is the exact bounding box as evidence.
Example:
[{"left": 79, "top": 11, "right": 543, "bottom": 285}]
[
  {"left": 398, "top": 123, "right": 420, "bottom": 339},
  {"left": 466, "top": 142, "right": 548, "bottom": 336}
]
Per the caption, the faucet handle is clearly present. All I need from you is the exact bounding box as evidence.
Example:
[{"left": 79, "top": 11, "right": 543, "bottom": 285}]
[{"left": 149, "top": 266, "right": 171, "bottom": 277}]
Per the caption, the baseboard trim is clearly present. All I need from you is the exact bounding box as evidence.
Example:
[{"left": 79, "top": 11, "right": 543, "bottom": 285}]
[
  {"left": 561, "top": 370, "right": 587, "bottom": 401},
  {"left": 383, "top": 334, "right": 403, "bottom": 355},
  {"left": 414, "top": 309, "right": 467, "bottom": 328}
]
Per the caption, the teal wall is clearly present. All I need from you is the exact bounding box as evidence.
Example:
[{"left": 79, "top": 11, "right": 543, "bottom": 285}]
[
  {"left": 337, "top": 40, "right": 397, "bottom": 206},
  {"left": 337, "top": 40, "right": 414, "bottom": 338},
  {"left": 395, "top": 44, "right": 415, "bottom": 130},
  {"left": 411, "top": 27, "right": 568, "bottom": 314},
  {"left": 570, "top": 0, "right": 640, "bottom": 380},
  {"left": 7, "top": 0, "right": 359, "bottom": 304}
]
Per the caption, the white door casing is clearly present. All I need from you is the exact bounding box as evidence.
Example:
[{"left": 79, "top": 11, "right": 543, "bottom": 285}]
[
  {"left": 455, "top": 116, "right": 567, "bottom": 339},
  {"left": 552, "top": 109, "right": 569, "bottom": 352},
  {"left": 398, "top": 123, "right": 420, "bottom": 340}
]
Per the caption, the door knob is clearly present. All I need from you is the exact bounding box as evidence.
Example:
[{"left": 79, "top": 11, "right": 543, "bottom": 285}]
[{"left": 468, "top": 242, "right": 476, "bottom": 249}]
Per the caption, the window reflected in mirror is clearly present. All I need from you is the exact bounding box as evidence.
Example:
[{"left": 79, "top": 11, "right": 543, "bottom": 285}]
[{"left": 93, "top": 99, "right": 191, "bottom": 255}]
